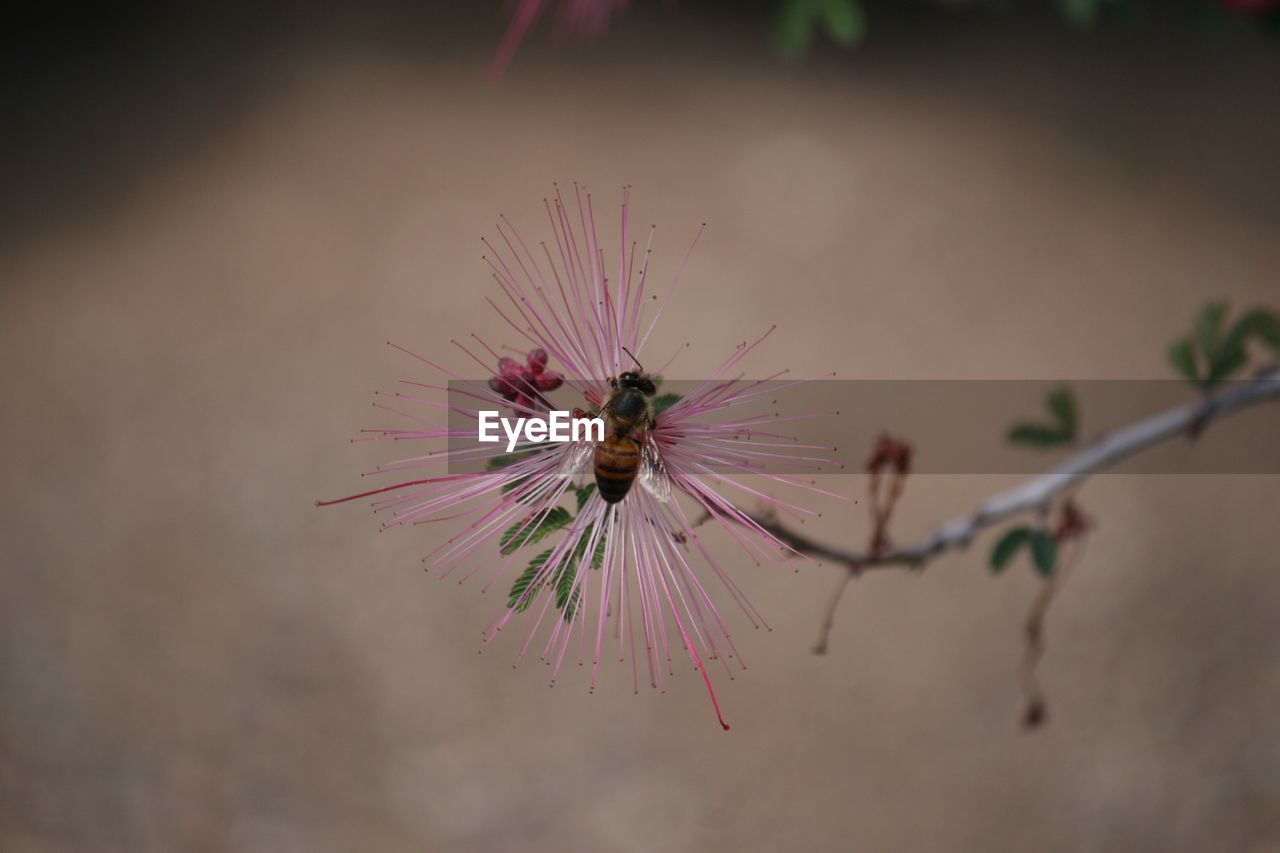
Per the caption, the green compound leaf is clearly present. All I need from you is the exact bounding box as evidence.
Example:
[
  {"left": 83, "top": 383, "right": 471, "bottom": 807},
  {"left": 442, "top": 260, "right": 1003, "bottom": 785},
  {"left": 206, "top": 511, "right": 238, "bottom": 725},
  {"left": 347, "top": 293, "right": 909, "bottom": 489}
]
[
  {"left": 567, "top": 523, "right": 607, "bottom": 569},
  {"left": 554, "top": 559, "right": 580, "bottom": 621},
  {"left": 507, "top": 548, "right": 553, "bottom": 612},
  {"left": 506, "top": 527, "right": 605, "bottom": 622},
  {"left": 499, "top": 507, "right": 572, "bottom": 555},
  {"left": 589, "top": 532, "right": 606, "bottom": 569},
  {"left": 990, "top": 527, "right": 1031, "bottom": 573},
  {"left": 574, "top": 482, "right": 596, "bottom": 512},
  {"left": 1029, "top": 529, "right": 1058, "bottom": 578}
]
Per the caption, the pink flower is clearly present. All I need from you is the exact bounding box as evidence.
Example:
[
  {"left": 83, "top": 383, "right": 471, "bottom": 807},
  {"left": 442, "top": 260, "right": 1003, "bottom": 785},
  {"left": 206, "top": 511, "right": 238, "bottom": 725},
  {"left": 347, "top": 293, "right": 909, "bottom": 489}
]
[
  {"left": 489, "top": 0, "right": 630, "bottom": 78},
  {"left": 320, "top": 186, "right": 836, "bottom": 729},
  {"left": 488, "top": 348, "right": 564, "bottom": 411}
]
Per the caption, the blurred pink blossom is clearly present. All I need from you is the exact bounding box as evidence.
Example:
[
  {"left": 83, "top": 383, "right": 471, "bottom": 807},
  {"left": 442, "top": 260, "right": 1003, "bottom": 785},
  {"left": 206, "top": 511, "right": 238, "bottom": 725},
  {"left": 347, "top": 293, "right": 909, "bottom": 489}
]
[{"left": 489, "top": 0, "right": 630, "bottom": 77}]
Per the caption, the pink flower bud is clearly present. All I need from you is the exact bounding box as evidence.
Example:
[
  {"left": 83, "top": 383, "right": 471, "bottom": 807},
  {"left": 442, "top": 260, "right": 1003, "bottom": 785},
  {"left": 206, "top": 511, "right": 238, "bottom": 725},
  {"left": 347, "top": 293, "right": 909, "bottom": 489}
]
[
  {"left": 534, "top": 370, "right": 563, "bottom": 391},
  {"left": 498, "top": 357, "right": 523, "bottom": 380}
]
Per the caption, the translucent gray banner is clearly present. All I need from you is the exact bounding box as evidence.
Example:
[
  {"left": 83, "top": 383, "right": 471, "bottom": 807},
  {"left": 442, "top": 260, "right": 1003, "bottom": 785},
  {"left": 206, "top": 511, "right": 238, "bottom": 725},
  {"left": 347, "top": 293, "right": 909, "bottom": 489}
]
[{"left": 441, "top": 379, "right": 1280, "bottom": 475}]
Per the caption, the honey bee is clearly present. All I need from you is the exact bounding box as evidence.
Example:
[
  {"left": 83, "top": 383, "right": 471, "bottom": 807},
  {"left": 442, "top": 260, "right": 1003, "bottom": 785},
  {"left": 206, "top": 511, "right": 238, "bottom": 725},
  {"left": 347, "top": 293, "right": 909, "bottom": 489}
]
[{"left": 559, "top": 350, "right": 671, "bottom": 504}]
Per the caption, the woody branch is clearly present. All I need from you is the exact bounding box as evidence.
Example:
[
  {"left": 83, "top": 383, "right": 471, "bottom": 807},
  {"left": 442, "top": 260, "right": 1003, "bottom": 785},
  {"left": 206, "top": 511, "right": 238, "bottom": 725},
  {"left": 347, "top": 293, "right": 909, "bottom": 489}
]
[{"left": 754, "top": 367, "right": 1280, "bottom": 573}]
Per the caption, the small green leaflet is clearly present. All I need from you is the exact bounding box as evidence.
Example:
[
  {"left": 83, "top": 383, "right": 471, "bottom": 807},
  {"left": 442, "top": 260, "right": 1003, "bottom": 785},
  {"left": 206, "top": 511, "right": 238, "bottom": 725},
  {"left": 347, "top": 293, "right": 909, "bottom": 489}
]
[
  {"left": 507, "top": 548, "right": 553, "bottom": 612},
  {"left": 1028, "top": 529, "right": 1058, "bottom": 577},
  {"left": 1196, "top": 302, "right": 1226, "bottom": 366},
  {"left": 1046, "top": 387, "right": 1077, "bottom": 438},
  {"left": 990, "top": 526, "right": 1058, "bottom": 577},
  {"left": 990, "top": 527, "right": 1031, "bottom": 573},
  {"left": 1169, "top": 339, "right": 1198, "bottom": 383}
]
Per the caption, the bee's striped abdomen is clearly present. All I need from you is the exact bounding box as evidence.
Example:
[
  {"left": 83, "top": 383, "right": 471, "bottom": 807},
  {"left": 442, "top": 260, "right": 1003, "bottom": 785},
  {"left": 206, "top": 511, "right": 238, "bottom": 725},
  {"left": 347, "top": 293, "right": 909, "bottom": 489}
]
[{"left": 594, "top": 436, "right": 639, "bottom": 503}]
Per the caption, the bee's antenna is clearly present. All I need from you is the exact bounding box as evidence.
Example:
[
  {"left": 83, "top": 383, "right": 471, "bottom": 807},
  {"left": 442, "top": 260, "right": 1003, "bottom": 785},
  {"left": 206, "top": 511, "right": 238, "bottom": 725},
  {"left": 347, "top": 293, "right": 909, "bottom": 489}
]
[{"left": 621, "top": 346, "right": 644, "bottom": 372}]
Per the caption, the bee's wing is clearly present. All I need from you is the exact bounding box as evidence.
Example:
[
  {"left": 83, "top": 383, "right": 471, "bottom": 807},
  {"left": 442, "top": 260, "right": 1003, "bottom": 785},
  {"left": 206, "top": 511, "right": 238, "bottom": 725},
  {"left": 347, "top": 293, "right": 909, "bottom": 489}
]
[
  {"left": 557, "top": 438, "right": 597, "bottom": 484},
  {"left": 638, "top": 433, "right": 672, "bottom": 503}
]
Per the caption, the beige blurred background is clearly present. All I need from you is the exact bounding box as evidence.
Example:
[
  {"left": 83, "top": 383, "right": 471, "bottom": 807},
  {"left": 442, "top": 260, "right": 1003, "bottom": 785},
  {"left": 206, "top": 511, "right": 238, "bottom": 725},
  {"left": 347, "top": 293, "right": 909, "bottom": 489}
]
[{"left": 3, "top": 4, "right": 1280, "bottom": 851}]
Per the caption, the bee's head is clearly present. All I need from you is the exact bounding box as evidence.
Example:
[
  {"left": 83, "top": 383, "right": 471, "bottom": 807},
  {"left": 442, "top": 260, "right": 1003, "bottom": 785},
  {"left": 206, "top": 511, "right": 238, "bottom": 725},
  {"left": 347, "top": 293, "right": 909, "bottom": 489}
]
[{"left": 618, "top": 371, "right": 656, "bottom": 395}]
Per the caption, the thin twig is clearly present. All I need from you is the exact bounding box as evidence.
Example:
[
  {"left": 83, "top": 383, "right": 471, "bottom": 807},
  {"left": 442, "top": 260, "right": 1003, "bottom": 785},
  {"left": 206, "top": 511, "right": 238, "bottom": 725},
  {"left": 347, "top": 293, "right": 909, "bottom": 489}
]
[
  {"left": 812, "top": 572, "right": 852, "bottom": 655},
  {"left": 1020, "top": 539, "right": 1079, "bottom": 729},
  {"left": 755, "top": 368, "right": 1280, "bottom": 572}
]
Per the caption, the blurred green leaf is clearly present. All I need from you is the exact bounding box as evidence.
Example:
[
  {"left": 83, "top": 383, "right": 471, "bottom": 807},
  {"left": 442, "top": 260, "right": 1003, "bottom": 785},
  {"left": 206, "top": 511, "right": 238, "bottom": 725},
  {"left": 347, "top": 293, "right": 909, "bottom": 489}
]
[
  {"left": 1169, "top": 338, "right": 1198, "bottom": 384},
  {"left": 1029, "top": 529, "right": 1058, "bottom": 577},
  {"left": 1196, "top": 301, "right": 1227, "bottom": 366},
  {"left": 1171, "top": 303, "right": 1280, "bottom": 389},
  {"left": 1218, "top": 311, "right": 1256, "bottom": 369},
  {"left": 775, "top": 0, "right": 864, "bottom": 57},
  {"left": 499, "top": 507, "right": 572, "bottom": 555},
  {"left": 574, "top": 482, "right": 596, "bottom": 512},
  {"left": 1009, "top": 386, "right": 1078, "bottom": 448},
  {"left": 1252, "top": 310, "right": 1280, "bottom": 350},
  {"left": 1008, "top": 424, "right": 1072, "bottom": 448},
  {"left": 1046, "top": 386, "right": 1078, "bottom": 440},
  {"left": 1206, "top": 347, "right": 1247, "bottom": 387},
  {"left": 820, "top": 0, "right": 866, "bottom": 47},
  {"left": 1057, "top": 0, "right": 1103, "bottom": 28},
  {"left": 775, "top": 0, "right": 818, "bottom": 57},
  {"left": 1226, "top": 308, "right": 1280, "bottom": 357},
  {"left": 990, "top": 527, "right": 1031, "bottom": 572}
]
